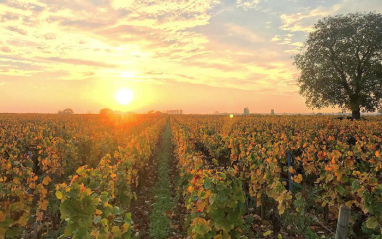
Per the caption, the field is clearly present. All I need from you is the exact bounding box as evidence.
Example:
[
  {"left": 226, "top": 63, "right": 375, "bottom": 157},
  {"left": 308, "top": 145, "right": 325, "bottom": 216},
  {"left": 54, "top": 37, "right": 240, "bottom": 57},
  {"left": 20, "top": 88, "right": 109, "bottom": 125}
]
[{"left": 0, "top": 114, "right": 381, "bottom": 239}]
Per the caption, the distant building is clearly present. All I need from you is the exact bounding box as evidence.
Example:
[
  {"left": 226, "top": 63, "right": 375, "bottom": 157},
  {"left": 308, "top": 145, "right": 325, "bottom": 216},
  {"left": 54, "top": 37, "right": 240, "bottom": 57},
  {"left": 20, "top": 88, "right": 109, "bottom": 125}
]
[
  {"left": 165, "top": 109, "right": 183, "bottom": 114},
  {"left": 243, "top": 107, "right": 249, "bottom": 116},
  {"left": 271, "top": 109, "right": 275, "bottom": 115}
]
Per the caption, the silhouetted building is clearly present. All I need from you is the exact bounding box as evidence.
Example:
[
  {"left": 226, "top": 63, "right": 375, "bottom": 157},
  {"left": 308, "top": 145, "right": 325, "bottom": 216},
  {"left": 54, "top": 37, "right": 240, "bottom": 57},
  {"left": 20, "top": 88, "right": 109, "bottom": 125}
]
[
  {"left": 271, "top": 109, "right": 275, "bottom": 115},
  {"left": 243, "top": 107, "right": 249, "bottom": 116}
]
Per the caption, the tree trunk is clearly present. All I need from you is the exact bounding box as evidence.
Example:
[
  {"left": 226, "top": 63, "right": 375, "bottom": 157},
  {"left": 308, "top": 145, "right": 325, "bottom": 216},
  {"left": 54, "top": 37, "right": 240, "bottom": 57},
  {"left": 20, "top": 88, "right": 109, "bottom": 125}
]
[{"left": 352, "top": 108, "right": 360, "bottom": 119}]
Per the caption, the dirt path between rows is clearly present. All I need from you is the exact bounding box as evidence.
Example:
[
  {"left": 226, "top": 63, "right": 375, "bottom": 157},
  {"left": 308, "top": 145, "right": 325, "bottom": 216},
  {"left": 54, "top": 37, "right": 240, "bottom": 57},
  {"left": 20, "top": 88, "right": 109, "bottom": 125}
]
[{"left": 130, "top": 120, "right": 186, "bottom": 239}]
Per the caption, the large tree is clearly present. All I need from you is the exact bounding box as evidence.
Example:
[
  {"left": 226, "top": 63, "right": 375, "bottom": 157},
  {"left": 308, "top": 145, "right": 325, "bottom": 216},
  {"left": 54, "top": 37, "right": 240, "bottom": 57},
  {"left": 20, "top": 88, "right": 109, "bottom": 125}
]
[{"left": 294, "top": 12, "right": 382, "bottom": 119}]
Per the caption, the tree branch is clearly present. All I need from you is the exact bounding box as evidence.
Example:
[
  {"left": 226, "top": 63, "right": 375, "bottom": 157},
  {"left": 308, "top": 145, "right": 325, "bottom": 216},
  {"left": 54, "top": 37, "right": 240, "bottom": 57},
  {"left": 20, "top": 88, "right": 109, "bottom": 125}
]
[{"left": 328, "top": 46, "right": 353, "bottom": 96}]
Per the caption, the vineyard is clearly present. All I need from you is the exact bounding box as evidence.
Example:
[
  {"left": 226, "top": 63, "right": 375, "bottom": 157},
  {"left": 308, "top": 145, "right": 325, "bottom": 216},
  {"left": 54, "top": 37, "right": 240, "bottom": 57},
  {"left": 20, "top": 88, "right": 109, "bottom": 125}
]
[
  {"left": 1, "top": 114, "right": 382, "bottom": 238},
  {"left": 0, "top": 113, "right": 166, "bottom": 238}
]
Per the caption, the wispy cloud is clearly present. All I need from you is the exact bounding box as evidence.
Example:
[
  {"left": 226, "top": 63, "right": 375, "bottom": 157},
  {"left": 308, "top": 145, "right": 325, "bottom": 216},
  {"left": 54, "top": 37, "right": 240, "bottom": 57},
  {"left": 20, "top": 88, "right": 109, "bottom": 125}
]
[
  {"left": 38, "top": 57, "right": 118, "bottom": 68},
  {"left": 279, "top": 2, "right": 345, "bottom": 33},
  {"left": 236, "top": 0, "right": 260, "bottom": 10},
  {"left": 0, "top": 46, "right": 12, "bottom": 53},
  {"left": 6, "top": 26, "right": 27, "bottom": 35},
  {"left": 111, "top": 0, "right": 219, "bottom": 30},
  {"left": 226, "top": 23, "right": 265, "bottom": 43}
]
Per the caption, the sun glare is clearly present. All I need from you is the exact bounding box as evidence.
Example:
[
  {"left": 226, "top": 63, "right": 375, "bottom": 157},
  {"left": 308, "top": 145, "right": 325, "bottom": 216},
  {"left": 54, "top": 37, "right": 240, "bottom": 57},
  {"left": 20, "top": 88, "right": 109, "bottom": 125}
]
[{"left": 115, "top": 88, "right": 134, "bottom": 105}]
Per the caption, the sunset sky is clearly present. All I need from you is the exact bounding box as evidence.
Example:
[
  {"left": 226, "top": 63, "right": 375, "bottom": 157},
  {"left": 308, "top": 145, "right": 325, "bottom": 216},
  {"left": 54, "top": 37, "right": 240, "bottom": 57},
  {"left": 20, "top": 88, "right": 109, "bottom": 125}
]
[{"left": 1, "top": 0, "right": 381, "bottom": 114}]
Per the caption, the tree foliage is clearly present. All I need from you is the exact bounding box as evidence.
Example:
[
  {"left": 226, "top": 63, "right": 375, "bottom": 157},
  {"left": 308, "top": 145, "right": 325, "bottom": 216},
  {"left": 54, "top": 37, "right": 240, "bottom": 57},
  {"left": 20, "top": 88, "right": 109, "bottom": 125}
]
[
  {"left": 99, "top": 108, "right": 114, "bottom": 115},
  {"left": 58, "top": 108, "right": 74, "bottom": 114},
  {"left": 294, "top": 12, "right": 382, "bottom": 118},
  {"left": 63, "top": 108, "right": 74, "bottom": 114}
]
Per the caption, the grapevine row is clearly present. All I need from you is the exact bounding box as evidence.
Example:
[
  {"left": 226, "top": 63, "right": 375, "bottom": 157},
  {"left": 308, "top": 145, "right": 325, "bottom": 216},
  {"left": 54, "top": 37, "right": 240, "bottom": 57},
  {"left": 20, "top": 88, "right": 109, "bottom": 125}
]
[
  {"left": 0, "top": 114, "right": 166, "bottom": 238},
  {"left": 171, "top": 115, "right": 382, "bottom": 238}
]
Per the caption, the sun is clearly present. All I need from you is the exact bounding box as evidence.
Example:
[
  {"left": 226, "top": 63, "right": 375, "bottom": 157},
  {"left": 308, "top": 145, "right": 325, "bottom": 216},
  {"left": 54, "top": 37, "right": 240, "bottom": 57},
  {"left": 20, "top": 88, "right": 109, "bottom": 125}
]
[{"left": 115, "top": 88, "right": 134, "bottom": 105}]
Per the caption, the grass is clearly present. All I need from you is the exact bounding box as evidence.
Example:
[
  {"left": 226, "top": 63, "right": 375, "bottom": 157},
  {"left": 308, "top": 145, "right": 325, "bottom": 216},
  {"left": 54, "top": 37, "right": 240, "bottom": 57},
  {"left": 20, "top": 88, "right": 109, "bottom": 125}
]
[{"left": 149, "top": 122, "right": 173, "bottom": 239}]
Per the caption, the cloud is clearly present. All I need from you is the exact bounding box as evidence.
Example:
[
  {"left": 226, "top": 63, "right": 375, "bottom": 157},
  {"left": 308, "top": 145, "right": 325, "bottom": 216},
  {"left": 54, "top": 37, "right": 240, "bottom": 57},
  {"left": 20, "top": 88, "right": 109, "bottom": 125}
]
[
  {"left": 37, "top": 57, "right": 118, "bottom": 68},
  {"left": 0, "top": 0, "right": 380, "bottom": 108},
  {"left": 226, "top": 23, "right": 265, "bottom": 43},
  {"left": 275, "top": 34, "right": 294, "bottom": 45},
  {"left": 111, "top": 0, "right": 218, "bottom": 17},
  {"left": 110, "top": 0, "right": 219, "bottom": 30},
  {"left": 43, "top": 33, "right": 56, "bottom": 40},
  {"left": 6, "top": 26, "right": 28, "bottom": 35},
  {"left": 0, "top": 0, "right": 296, "bottom": 93},
  {"left": 0, "top": 55, "right": 44, "bottom": 72},
  {"left": 183, "top": 61, "right": 237, "bottom": 72},
  {"left": 0, "top": 47, "right": 12, "bottom": 53},
  {"left": 271, "top": 35, "right": 280, "bottom": 42},
  {"left": 279, "top": 1, "right": 355, "bottom": 33},
  {"left": 1, "top": 11, "right": 20, "bottom": 21},
  {"left": 236, "top": 0, "right": 260, "bottom": 10},
  {"left": 83, "top": 71, "right": 95, "bottom": 77}
]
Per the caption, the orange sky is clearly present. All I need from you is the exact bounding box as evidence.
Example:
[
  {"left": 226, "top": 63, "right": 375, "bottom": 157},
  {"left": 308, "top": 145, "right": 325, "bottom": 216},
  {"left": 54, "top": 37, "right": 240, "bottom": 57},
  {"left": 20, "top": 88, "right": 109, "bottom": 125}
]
[{"left": 0, "top": 0, "right": 381, "bottom": 114}]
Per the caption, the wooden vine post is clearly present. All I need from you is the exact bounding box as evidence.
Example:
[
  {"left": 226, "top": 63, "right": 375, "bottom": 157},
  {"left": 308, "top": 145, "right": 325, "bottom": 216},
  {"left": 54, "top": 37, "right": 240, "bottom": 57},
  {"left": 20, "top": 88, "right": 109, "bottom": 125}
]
[
  {"left": 287, "top": 151, "right": 293, "bottom": 192},
  {"left": 335, "top": 205, "right": 351, "bottom": 239},
  {"left": 260, "top": 196, "right": 265, "bottom": 219},
  {"left": 257, "top": 194, "right": 265, "bottom": 219},
  {"left": 34, "top": 221, "right": 39, "bottom": 239},
  {"left": 324, "top": 205, "right": 329, "bottom": 224}
]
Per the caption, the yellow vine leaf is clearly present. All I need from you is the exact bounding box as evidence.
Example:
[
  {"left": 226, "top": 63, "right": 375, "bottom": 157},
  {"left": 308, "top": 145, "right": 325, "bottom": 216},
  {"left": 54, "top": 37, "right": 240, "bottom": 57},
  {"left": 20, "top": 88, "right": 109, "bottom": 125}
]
[
  {"left": 112, "top": 226, "right": 121, "bottom": 237},
  {"left": 294, "top": 174, "right": 303, "bottom": 183},
  {"left": 196, "top": 201, "right": 207, "bottom": 212},
  {"left": 41, "top": 200, "right": 48, "bottom": 211},
  {"left": 56, "top": 191, "right": 63, "bottom": 200},
  {"left": 42, "top": 176, "right": 51, "bottom": 185},
  {"left": 121, "top": 223, "right": 130, "bottom": 233},
  {"left": 36, "top": 211, "right": 43, "bottom": 221},
  {"left": 288, "top": 166, "right": 296, "bottom": 174},
  {"left": 0, "top": 211, "right": 5, "bottom": 222},
  {"left": 278, "top": 203, "right": 286, "bottom": 215},
  {"left": 91, "top": 229, "right": 100, "bottom": 238},
  {"left": 345, "top": 201, "right": 353, "bottom": 208},
  {"left": 263, "top": 230, "right": 272, "bottom": 236}
]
